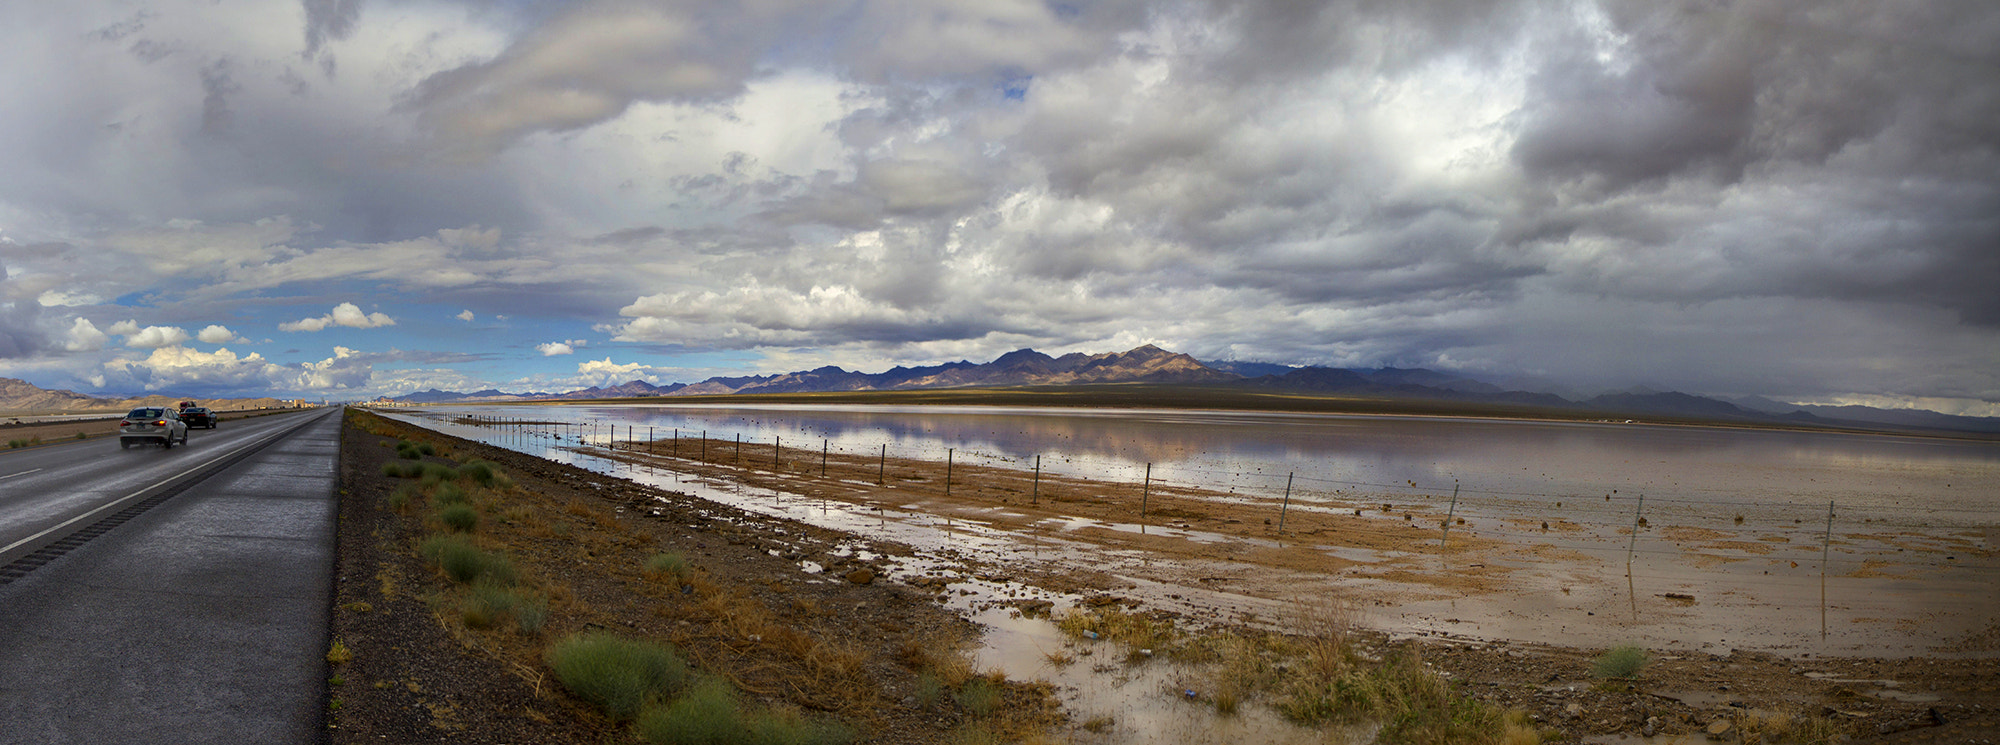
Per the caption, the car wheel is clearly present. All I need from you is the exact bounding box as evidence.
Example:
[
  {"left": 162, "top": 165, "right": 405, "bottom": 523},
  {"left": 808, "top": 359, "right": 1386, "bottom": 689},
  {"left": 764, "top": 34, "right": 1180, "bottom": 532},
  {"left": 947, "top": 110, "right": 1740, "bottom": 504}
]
[
  {"left": 162, "top": 436, "right": 172, "bottom": 449},
  {"left": 120, "top": 440, "right": 131, "bottom": 450}
]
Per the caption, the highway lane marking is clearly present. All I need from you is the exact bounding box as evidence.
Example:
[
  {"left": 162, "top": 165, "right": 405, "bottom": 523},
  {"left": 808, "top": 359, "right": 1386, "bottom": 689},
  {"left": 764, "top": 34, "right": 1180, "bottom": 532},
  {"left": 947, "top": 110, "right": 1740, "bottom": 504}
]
[
  {"left": 0, "top": 468, "right": 42, "bottom": 481},
  {"left": 0, "top": 413, "right": 323, "bottom": 558}
]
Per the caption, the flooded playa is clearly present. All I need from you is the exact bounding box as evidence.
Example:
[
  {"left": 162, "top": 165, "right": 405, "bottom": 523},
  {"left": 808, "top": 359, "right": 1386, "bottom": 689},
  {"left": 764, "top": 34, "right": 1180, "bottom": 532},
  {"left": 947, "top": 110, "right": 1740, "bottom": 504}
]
[
  {"left": 382, "top": 404, "right": 2000, "bottom": 651},
  {"left": 380, "top": 404, "right": 1999, "bottom": 741}
]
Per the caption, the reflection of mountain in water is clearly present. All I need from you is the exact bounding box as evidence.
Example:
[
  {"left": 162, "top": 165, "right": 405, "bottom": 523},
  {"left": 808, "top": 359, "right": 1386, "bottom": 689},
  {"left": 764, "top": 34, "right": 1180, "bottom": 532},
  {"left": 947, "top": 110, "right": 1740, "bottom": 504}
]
[
  {"left": 511, "top": 404, "right": 2000, "bottom": 517},
  {"left": 380, "top": 345, "right": 2000, "bottom": 437}
]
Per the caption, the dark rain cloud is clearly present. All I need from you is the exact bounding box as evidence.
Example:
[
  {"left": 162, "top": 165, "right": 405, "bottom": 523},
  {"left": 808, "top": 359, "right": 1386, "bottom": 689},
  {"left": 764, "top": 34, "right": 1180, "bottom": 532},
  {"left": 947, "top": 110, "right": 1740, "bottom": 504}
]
[{"left": 1, "top": 0, "right": 1996, "bottom": 407}]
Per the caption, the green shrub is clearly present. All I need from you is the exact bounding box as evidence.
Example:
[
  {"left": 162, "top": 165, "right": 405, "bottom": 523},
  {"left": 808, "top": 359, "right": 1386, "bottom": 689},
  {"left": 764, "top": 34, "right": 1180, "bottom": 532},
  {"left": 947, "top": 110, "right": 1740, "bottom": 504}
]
[
  {"left": 74, "top": 432, "right": 87, "bottom": 440},
  {"left": 954, "top": 676, "right": 1001, "bottom": 718},
  {"left": 547, "top": 633, "right": 691, "bottom": 721},
  {"left": 8, "top": 439, "right": 25, "bottom": 449},
  {"left": 914, "top": 674, "right": 943, "bottom": 708},
  {"left": 633, "top": 678, "right": 855, "bottom": 745},
  {"left": 439, "top": 504, "right": 479, "bottom": 532},
  {"left": 744, "top": 706, "right": 855, "bottom": 745},
  {"left": 514, "top": 595, "right": 549, "bottom": 635},
  {"left": 644, "top": 552, "right": 692, "bottom": 581},
  {"left": 396, "top": 440, "right": 421, "bottom": 460},
  {"left": 461, "top": 583, "right": 516, "bottom": 628},
  {"left": 460, "top": 460, "right": 499, "bottom": 487},
  {"left": 380, "top": 462, "right": 411, "bottom": 478},
  {"left": 1592, "top": 646, "right": 1650, "bottom": 680},
  {"left": 418, "top": 463, "right": 460, "bottom": 487},
  {"left": 385, "top": 486, "right": 414, "bottom": 512},
  {"left": 420, "top": 535, "right": 516, "bottom": 585},
  {"left": 635, "top": 677, "right": 740, "bottom": 744},
  {"left": 433, "top": 482, "right": 469, "bottom": 506}
]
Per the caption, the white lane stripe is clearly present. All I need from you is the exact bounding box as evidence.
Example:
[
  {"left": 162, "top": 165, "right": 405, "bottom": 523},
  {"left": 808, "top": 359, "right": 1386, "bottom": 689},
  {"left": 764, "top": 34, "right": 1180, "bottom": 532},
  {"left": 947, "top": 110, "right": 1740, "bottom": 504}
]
[
  {"left": 0, "top": 469, "right": 42, "bottom": 481},
  {"left": 0, "top": 417, "right": 312, "bottom": 557}
]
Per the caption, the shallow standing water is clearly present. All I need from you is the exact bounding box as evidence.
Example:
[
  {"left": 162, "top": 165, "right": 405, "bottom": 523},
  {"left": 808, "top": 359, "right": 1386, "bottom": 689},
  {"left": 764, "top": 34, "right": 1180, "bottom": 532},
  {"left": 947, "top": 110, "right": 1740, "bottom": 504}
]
[{"left": 381, "top": 404, "right": 2000, "bottom": 742}]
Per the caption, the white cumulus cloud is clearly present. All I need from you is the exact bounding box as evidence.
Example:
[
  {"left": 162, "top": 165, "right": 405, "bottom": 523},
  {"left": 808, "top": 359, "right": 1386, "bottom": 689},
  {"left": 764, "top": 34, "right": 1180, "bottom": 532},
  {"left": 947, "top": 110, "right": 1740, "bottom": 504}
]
[
  {"left": 280, "top": 302, "right": 396, "bottom": 332},
  {"left": 63, "top": 318, "right": 108, "bottom": 352},
  {"left": 537, "top": 341, "right": 575, "bottom": 356},
  {"left": 297, "top": 346, "right": 373, "bottom": 389},
  {"left": 572, "top": 357, "right": 674, "bottom": 387},
  {"left": 196, "top": 324, "right": 240, "bottom": 343},
  {"left": 101, "top": 346, "right": 292, "bottom": 392},
  {"left": 456, "top": 310, "right": 475, "bottom": 322},
  {"left": 123, "top": 325, "right": 191, "bottom": 349}
]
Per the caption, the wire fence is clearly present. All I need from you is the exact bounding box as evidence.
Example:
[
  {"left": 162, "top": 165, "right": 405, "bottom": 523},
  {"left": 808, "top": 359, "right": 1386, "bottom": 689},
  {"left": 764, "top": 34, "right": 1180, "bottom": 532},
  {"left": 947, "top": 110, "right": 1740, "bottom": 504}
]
[{"left": 444, "top": 414, "right": 2000, "bottom": 581}]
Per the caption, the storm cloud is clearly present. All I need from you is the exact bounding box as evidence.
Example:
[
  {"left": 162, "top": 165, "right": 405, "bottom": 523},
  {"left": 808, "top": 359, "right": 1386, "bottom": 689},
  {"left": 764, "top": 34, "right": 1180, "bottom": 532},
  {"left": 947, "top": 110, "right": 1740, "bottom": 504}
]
[{"left": 0, "top": 0, "right": 1992, "bottom": 412}]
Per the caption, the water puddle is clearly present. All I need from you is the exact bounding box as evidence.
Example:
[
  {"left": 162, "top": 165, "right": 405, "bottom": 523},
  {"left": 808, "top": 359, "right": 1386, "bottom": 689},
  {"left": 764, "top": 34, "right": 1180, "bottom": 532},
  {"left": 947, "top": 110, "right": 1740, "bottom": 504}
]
[{"left": 380, "top": 409, "right": 1999, "bottom": 741}]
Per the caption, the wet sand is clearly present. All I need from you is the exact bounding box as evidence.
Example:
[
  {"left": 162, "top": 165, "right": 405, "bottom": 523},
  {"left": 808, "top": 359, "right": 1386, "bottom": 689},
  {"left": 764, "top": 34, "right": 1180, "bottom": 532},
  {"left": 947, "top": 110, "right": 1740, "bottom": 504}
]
[{"left": 554, "top": 432, "right": 1999, "bottom": 658}]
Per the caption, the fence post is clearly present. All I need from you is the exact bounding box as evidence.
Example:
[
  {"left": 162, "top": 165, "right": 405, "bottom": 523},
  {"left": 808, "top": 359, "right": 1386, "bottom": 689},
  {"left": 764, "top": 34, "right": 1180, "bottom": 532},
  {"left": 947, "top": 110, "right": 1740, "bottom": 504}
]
[
  {"left": 1442, "top": 483, "right": 1460, "bottom": 552},
  {"left": 1140, "top": 462, "right": 1152, "bottom": 519},
  {"left": 1278, "top": 472, "right": 1294, "bottom": 533},
  {"left": 735, "top": 433, "right": 741, "bottom": 464},
  {"left": 821, "top": 439, "right": 828, "bottom": 477},
  {"left": 945, "top": 448, "right": 953, "bottom": 498},
  {"left": 775, "top": 435, "right": 782, "bottom": 470},
  {"left": 1626, "top": 494, "right": 1644, "bottom": 567},
  {"left": 673, "top": 428, "right": 678, "bottom": 458},
  {"left": 701, "top": 430, "right": 707, "bottom": 463},
  {"left": 878, "top": 444, "right": 886, "bottom": 486},
  {"left": 1822, "top": 500, "right": 1834, "bottom": 640},
  {"left": 1032, "top": 455, "right": 1041, "bottom": 505}
]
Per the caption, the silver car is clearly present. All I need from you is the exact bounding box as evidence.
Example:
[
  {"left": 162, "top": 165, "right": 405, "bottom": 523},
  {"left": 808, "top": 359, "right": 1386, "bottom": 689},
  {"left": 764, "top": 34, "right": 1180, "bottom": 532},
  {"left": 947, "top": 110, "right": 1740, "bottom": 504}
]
[{"left": 120, "top": 407, "right": 189, "bottom": 449}]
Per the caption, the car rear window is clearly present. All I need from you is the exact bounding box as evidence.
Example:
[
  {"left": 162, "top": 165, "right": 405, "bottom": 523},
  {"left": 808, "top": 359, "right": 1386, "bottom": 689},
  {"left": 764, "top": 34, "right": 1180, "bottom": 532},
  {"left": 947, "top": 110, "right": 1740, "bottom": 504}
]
[{"left": 128, "top": 408, "right": 165, "bottom": 418}]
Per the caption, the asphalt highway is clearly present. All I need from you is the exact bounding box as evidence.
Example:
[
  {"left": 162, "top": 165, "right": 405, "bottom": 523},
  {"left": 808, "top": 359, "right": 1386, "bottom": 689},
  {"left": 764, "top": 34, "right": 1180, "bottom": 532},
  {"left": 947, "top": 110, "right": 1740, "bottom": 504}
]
[{"left": 0, "top": 407, "right": 340, "bottom": 744}]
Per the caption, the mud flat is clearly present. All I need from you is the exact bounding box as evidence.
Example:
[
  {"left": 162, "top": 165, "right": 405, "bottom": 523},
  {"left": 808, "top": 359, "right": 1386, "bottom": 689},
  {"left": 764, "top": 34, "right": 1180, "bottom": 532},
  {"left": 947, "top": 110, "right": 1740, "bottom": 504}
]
[{"left": 379, "top": 410, "right": 2000, "bottom": 743}]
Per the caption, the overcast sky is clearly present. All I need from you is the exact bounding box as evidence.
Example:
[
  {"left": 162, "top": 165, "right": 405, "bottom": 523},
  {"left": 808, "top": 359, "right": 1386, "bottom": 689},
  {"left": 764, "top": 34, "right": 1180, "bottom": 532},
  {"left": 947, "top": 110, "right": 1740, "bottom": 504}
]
[{"left": 1, "top": 0, "right": 1995, "bottom": 414}]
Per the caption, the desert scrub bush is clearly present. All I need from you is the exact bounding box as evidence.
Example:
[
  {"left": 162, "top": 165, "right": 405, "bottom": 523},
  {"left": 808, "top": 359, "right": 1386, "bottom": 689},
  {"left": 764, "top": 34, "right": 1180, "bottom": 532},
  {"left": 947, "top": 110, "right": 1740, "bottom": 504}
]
[
  {"left": 633, "top": 677, "right": 855, "bottom": 745},
  {"left": 644, "top": 552, "right": 693, "bottom": 582},
  {"left": 1591, "top": 645, "right": 1650, "bottom": 681},
  {"left": 1278, "top": 651, "right": 1526, "bottom": 744},
  {"left": 914, "top": 673, "right": 945, "bottom": 708},
  {"left": 461, "top": 581, "right": 544, "bottom": 632},
  {"left": 1202, "top": 633, "right": 1272, "bottom": 715},
  {"left": 74, "top": 431, "right": 87, "bottom": 440},
  {"left": 419, "top": 534, "right": 517, "bottom": 585},
  {"left": 896, "top": 631, "right": 977, "bottom": 688},
  {"left": 513, "top": 594, "right": 550, "bottom": 635},
  {"left": 459, "top": 460, "right": 503, "bottom": 487},
  {"left": 380, "top": 461, "right": 415, "bottom": 478},
  {"left": 385, "top": 484, "right": 416, "bottom": 513},
  {"left": 393, "top": 439, "right": 436, "bottom": 457},
  {"left": 432, "top": 482, "right": 469, "bottom": 506},
  {"left": 953, "top": 675, "right": 1003, "bottom": 718},
  {"left": 438, "top": 503, "right": 478, "bottom": 532},
  {"left": 1056, "top": 607, "right": 1182, "bottom": 659},
  {"left": 417, "top": 463, "right": 460, "bottom": 487},
  {"left": 546, "top": 632, "right": 691, "bottom": 721},
  {"left": 326, "top": 639, "right": 354, "bottom": 665}
]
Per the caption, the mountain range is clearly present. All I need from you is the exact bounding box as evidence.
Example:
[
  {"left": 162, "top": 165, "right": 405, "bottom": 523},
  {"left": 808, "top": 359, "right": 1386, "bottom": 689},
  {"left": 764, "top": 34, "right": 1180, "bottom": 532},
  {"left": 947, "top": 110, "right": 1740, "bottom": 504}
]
[
  {"left": 371, "top": 345, "right": 2000, "bottom": 437},
  {"left": 0, "top": 378, "right": 296, "bottom": 416}
]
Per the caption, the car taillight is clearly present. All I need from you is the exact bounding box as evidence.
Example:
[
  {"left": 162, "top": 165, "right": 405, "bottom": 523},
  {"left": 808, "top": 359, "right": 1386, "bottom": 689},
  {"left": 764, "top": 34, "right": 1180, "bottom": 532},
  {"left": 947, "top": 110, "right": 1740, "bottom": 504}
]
[
  {"left": 121, "top": 420, "right": 132, "bottom": 426},
  {"left": 154, "top": 420, "right": 167, "bottom": 426}
]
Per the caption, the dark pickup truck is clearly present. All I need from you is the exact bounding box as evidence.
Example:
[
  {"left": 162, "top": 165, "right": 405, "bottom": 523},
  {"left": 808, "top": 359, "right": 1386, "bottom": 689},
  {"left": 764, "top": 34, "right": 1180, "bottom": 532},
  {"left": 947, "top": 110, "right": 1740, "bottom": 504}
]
[{"left": 179, "top": 406, "right": 218, "bottom": 429}]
